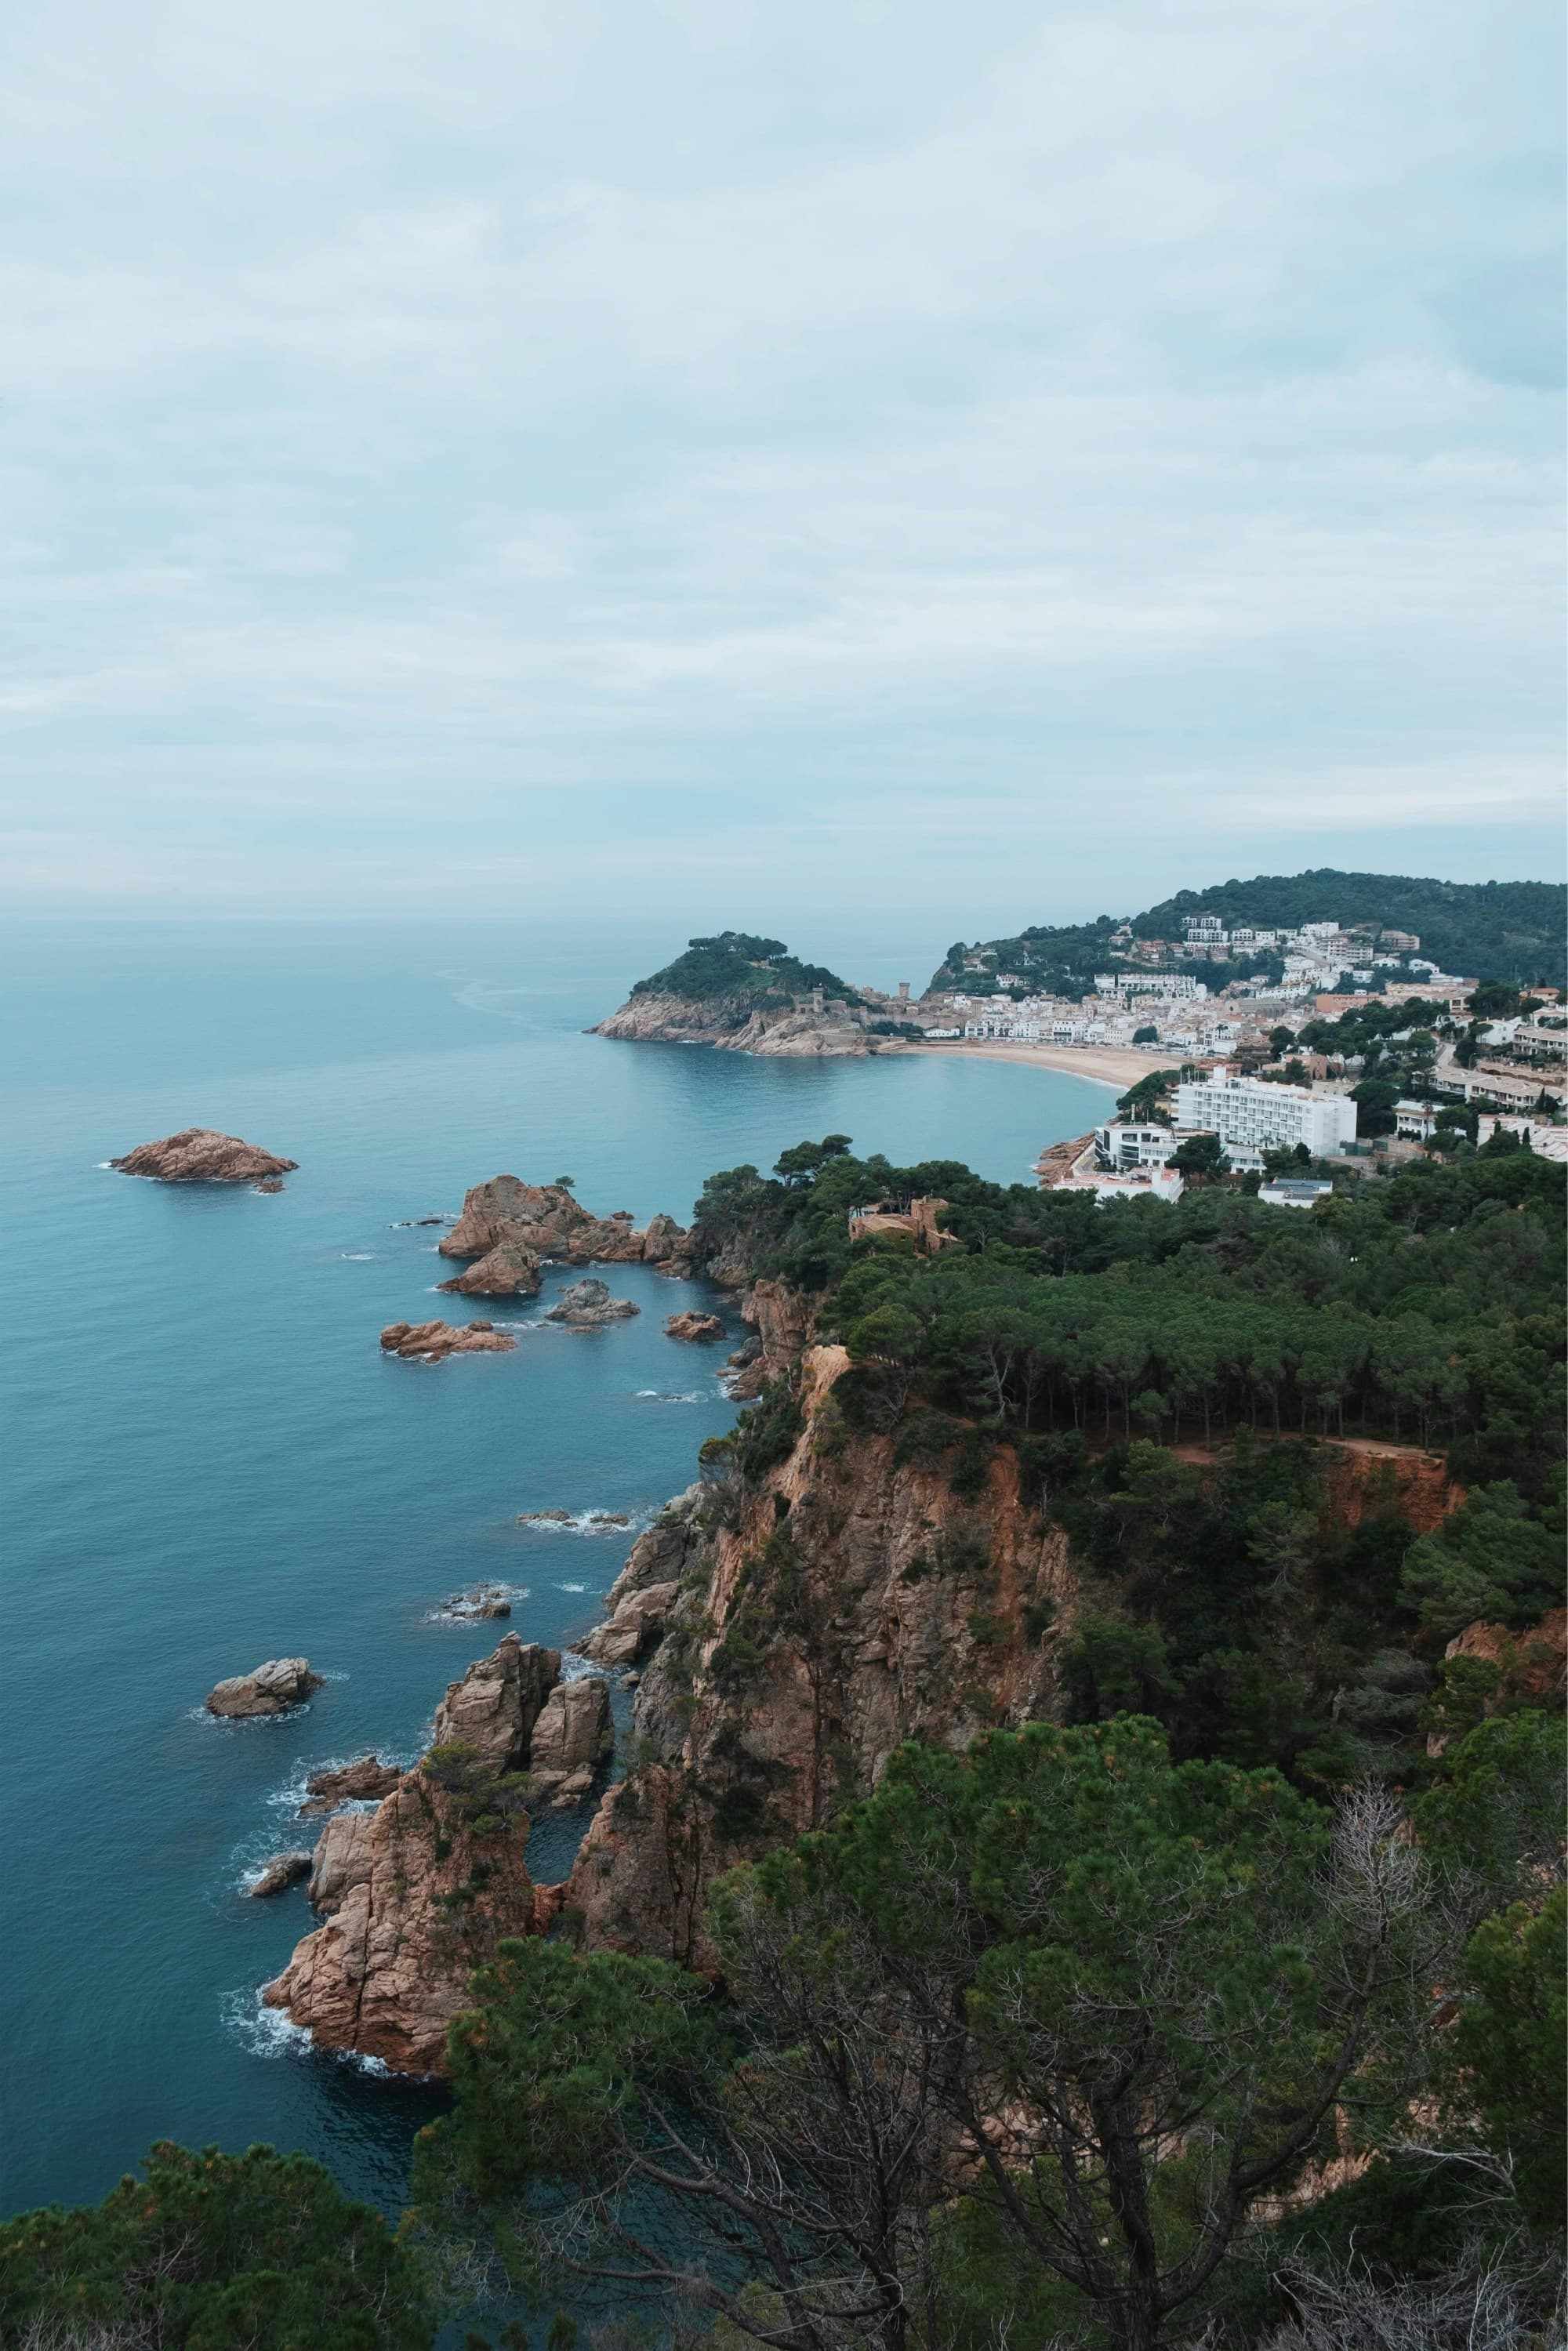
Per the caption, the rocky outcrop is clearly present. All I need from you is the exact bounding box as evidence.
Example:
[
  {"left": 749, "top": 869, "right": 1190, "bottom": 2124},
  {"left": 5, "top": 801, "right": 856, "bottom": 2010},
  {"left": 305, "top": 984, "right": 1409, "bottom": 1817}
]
[
  {"left": 528, "top": 1677, "right": 613, "bottom": 1805},
  {"left": 112, "top": 1129, "right": 297, "bottom": 1182},
  {"left": 263, "top": 1634, "right": 567, "bottom": 2073},
  {"left": 546, "top": 1279, "right": 638, "bottom": 1328},
  {"left": 262, "top": 1765, "right": 545, "bottom": 2073},
  {"left": 594, "top": 993, "right": 877, "bottom": 1058},
  {"left": 1319, "top": 1443, "right": 1465, "bottom": 1538},
  {"left": 554, "top": 1362, "right": 1074, "bottom": 1965},
  {"left": 437, "top": 1177, "right": 690, "bottom": 1275},
  {"left": 437, "top": 1240, "right": 542, "bottom": 1298},
  {"left": 379, "top": 1319, "right": 515, "bottom": 1360},
  {"left": 299, "top": 1757, "right": 402, "bottom": 1815},
  {"left": 666, "top": 1311, "right": 724, "bottom": 1342},
  {"left": 1446, "top": 1609, "right": 1566, "bottom": 1707},
  {"left": 247, "top": 1852, "right": 313, "bottom": 1897},
  {"left": 575, "top": 1488, "right": 704, "bottom": 1667},
  {"left": 206, "top": 1659, "right": 322, "bottom": 1718},
  {"left": 430, "top": 1634, "right": 561, "bottom": 1773},
  {"left": 433, "top": 1584, "right": 513, "bottom": 1622}
]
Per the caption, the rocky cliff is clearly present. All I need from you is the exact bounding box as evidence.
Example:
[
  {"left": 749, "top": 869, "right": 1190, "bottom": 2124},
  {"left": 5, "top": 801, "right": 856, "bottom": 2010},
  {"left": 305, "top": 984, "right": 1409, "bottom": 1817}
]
[
  {"left": 557, "top": 1347, "right": 1076, "bottom": 1968},
  {"left": 594, "top": 992, "right": 878, "bottom": 1058},
  {"left": 262, "top": 1636, "right": 593, "bottom": 2073}
]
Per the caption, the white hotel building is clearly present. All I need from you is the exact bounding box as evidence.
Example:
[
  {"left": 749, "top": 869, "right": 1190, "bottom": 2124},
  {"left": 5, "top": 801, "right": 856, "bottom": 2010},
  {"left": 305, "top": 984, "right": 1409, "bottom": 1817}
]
[{"left": 1174, "top": 1068, "right": 1358, "bottom": 1160}]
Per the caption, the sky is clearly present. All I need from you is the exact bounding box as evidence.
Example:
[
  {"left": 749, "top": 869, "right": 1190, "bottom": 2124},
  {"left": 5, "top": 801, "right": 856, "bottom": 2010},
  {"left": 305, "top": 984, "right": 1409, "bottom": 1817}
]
[{"left": 1, "top": 0, "right": 1563, "bottom": 934}]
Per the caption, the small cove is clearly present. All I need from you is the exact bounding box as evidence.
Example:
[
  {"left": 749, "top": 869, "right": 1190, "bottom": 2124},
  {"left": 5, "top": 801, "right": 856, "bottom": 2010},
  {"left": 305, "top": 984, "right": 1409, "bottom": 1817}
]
[{"left": 0, "top": 920, "right": 1112, "bottom": 2216}]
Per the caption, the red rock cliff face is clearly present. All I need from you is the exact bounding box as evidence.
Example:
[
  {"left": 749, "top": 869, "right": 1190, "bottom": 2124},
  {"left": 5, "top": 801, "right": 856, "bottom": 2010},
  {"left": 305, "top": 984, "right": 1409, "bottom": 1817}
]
[
  {"left": 556, "top": 1348, "right": 1076, "bottom": 1968},
  {"left": 1318, "top": 1443, "right": 1464, "bottom": 1538}
]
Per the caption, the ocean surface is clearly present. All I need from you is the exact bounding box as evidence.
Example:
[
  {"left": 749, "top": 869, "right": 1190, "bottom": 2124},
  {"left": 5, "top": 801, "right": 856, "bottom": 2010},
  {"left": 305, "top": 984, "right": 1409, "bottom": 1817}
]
[{"left": 0, "top": 920, "right": 1112, "bottom": 2222}]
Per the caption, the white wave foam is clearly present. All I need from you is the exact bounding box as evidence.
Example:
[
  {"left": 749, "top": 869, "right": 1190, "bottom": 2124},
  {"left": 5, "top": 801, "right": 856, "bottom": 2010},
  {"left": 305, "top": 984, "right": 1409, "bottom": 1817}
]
[
  {"left": 554, "top": 1581, "right": 589, "bottom": 1595},
  {"left": 339, "top": 1251, "right": 377, "bottom": 1261},
  {"left": 225, "top": 1988, "right": 394, "bottom": 2075},
  {"left": 225, "top": 1986, "right": 314, "bottom": 2061},
  {"left": 635, "top": 1389, "right": 706, "bottom": 1404},
  {"left": 515, "top": 1509, "right": 641, "bottom": 1536}
]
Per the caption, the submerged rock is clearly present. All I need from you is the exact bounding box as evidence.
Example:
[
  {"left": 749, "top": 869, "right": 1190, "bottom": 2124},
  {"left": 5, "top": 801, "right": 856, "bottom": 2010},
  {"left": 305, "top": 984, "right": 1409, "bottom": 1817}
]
[
  {"left": 435, "top": 1584, "right": 513, "bottom": 1622},
  {"left": 665, "top": 1310, "right": 724, "bottom": 1342},
  {"left": 545, "top": 1279, "right": 638, "bottom": 1328},
  {"left": 379, "top": 1319, "right": 516, "bottom": 1361},
  {"left": 112, "top": 1129, "right": 297, "bottom": 1183},
  {"left": 206, "top": 1658, "right": 323, "bottom": 1718},
  {"left": 299, "top": 1757, "right": 403, "bottom": 1815},
  {"left": 248, "top": 1852, "right": 313, "bottom": 1898}
]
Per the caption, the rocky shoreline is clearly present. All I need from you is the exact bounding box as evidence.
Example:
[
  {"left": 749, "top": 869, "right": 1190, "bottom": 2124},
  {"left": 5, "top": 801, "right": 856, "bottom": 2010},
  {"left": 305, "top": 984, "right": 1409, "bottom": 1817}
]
[{"left": 593, "top": 989, "right": 881, "bottom": 1058}]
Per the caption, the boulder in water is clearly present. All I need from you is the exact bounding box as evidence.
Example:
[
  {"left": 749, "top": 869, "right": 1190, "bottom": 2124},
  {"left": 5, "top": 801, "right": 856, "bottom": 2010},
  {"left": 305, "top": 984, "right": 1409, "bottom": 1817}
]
[
  {"left": 248, "top": 1852, "right": 314, "bottom": 1897},
  {"left": 112, "top": 1129, "right": 297, "bottom": 1183},
  {"left": 545, "top": 1279, "right": 638, "bottom": 1328},
  {"left": 206, "top": 1658, "right": 323, "bottom": 1718}
]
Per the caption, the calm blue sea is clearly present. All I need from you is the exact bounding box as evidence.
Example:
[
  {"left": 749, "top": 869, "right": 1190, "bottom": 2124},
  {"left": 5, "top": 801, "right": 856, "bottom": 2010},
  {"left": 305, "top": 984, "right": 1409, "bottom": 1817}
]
[{"left": 0, "top": 921, "right": 1110, "bottom": 2221}]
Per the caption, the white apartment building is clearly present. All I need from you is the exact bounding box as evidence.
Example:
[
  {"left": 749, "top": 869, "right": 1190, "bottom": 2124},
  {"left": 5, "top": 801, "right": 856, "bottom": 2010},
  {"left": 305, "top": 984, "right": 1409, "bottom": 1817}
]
[
  {"left": 1094, "top": 1123, "right": 1177, "bottom": 1171},
  {"left": 1094, "top": 972, "right": 1208, "bottom": 1000},
  {"left": 1174, "top": 1068, "right": 1358, "bottom": 1158}
]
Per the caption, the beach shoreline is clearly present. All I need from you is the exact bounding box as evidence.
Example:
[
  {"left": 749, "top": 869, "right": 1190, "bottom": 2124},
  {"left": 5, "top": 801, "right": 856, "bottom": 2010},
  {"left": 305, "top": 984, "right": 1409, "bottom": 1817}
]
[{"left": 887, "top": 1039, "right": 1164, "bottom": 1090}]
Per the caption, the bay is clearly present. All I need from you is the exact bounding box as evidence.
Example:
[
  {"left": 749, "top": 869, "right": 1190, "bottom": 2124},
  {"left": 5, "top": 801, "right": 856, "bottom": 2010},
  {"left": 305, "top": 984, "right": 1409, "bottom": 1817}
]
[{"left": 0, "top": 920, "right": 1111, "bottom": 2216}]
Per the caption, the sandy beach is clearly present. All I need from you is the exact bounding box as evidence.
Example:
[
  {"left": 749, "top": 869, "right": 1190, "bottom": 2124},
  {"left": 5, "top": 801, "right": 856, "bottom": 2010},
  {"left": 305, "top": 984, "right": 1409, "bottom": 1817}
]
[{"left": 905, "top": 1039, "right": 1166, "bottom": 1090}]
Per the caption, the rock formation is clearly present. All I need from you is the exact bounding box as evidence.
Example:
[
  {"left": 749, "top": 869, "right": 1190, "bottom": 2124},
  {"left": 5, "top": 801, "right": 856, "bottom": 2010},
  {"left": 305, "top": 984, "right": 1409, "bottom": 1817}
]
[
  {"left": 1426, "top": 1607, "right": 1567, "bottom": 1753},
  {"left": 248, "top": 1852, "right": 313, "bottom": 1897},
  {"left": 437, "top": 1177, "right": 690, "bottom": 1280},
  {"left": 434, "top": 1584, "right": 512, "bottom": 1622},
  {"left": 206, "top": 1659, "right": 323, "bottom": 1718},
  {"left": 437, "top": 1239, "right": 542, "bottom": 1297},
  {"left": 594, "top": 993, "right": 878, "bottom": 1058},
  {"left": 555, "top": 1355, "right": 1077, "bottom": 1966},
  {"left": 112, "top": 1130, "right": 298, "bottom": 1182},
  {"left": 545, "top": 1279, "right": 638, "bottom": 1327},
  {"left": 430, "top": 1634, "right": 561, "bottom": 1772},
  {"left": 665, "top": 1310, "right": 724, "bottom": 1342},
  {"left": 379, "top": 1319, "right": 516, "bottom": 1361},
  {"left": 299, "top": 1757, "right": 403, "bottom": 1815},
  {"left": 263, "top": 1635, "right": 567, "bottom": 2073},
  {"left": 528, "top": 1676, "right": 613, "bottom": 1805},
  {"left": 574, "top": 1503, "right": 694, "bottom": 1667}
]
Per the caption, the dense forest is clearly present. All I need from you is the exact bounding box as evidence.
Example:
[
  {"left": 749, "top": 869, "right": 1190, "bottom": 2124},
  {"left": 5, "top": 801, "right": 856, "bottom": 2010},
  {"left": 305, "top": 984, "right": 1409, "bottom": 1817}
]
[
  {"left": 4, "top": 1139, "right": 1562, "bottom": 2349},
  {"left": 927, "top": 869, "right": 1567, "bottom": 996}
]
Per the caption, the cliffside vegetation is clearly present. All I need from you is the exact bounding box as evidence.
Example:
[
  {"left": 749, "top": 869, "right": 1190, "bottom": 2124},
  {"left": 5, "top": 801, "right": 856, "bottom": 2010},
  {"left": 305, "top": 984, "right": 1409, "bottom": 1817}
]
[
  {"left": 6, "top": 1131, "right": 1562, "bottom": 2349},
  {"left": 628, "top": 931, "right": 862, "bottom": 1007},
  {"left": 927, "top": 869, "right": 1567, "bottom": 996}
]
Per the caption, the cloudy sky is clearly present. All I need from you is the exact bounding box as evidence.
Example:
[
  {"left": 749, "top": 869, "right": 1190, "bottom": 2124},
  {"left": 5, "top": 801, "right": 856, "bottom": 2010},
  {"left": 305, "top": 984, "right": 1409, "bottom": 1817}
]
[{"left": 2, "top": 0, "right": 1562, "bottom": 930}]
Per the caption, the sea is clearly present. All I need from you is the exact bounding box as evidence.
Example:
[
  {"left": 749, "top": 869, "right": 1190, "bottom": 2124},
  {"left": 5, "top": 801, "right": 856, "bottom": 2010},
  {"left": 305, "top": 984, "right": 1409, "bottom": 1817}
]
[{"left": 0, "top": 920, "right": 1112, "bottom": 2222}]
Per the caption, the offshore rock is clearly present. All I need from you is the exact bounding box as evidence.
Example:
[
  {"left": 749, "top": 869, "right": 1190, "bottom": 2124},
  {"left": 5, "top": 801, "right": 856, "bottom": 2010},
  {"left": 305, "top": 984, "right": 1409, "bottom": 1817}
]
[
  {"left": 666, "top": 1311, "right": 724, "bottom": 1342},
  {"left": 430, "top": 1633, "right": 561, "bottom": 1774},
  {"left": 299, "top": 1757, "right": 403, "bottom": 1816},
  {"left": 206, "top": 1659, "right": 323, "bottom": 1718},
  {"left": 434, "top": 1584, "right": 513, "bottom": 1622},
  {"left": 439, "top": 1176, "right": 689, "bottom": 1272},
  {"left": 545, "top": 1279, "right": 638, "bottom": 1328},
  {"left": 112, "top": 1129, "right": 298, "bottom": 1183},
  {"left": 247, "top": 1852, "right": 313, "bottom": 1897},
  {"left": 379, "top": 1319, "right": 516, "bottom": 1360},
  {"left": 437, "top": 1239, "right": 543, "bottom": 1297}
]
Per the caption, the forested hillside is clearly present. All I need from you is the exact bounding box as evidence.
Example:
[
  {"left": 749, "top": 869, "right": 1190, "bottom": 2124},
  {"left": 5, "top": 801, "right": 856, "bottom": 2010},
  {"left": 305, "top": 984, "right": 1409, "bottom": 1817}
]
[
  {"left": 628, "top": 929, "right": 862, "bottom": 1005},
  {"left": 927, "top": 867, "right": 1566, "bottom": 994}
]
